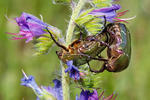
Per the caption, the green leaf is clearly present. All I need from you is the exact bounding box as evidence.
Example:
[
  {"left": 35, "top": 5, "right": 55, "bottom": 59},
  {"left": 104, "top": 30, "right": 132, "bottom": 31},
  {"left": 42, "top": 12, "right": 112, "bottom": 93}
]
[
  {"left": 77, "top": 72, "right": 102, "bottom": 90},
  {"left": 75, "top": 9, "right": 104, "bottom": 35},
  {"left": 92, "top": 0, "right": 112, "bottom": 8},
  {"left": 33, "top": 33, "right": 55, "bottom": 55},
  {"left": 33, "top": 25, "right": 62, "bottom": 56},
  {"left": 52, "top": 0, "right": 71, "bottom": 4},
  {"left": 74, "top": 0, "right": 113, "bottom": 36}
]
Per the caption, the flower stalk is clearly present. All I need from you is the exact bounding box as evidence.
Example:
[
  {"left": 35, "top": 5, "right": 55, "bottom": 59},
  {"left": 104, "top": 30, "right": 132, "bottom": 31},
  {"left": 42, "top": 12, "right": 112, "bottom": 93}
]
[
  {"left": 66, "top": 0, "right": 86, "bottom": 45},
  {"left": 62, "top": 65, "right": 70, "bottom": 100},
  {"left": 62, "top": 0, "right": 86, "bottom": 100}
]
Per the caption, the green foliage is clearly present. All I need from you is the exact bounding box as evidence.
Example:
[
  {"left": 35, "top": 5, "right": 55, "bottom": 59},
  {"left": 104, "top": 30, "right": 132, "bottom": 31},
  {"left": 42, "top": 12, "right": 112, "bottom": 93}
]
[
  {"left": 33, "top": 34, "right": 54, "bottom": 56},
  {"left": 76, "top": 65, "right": 102, "bottom": 90},
  {"left": 75, "top": 9, "right": 103, "bottom": 35},
  {"left": 77, "top": 72, "right": 102, "bottom": 90},
  {"left": 33, "top": 25, "right": 62, "bottom": 56},
  {"left": 53, "top": 0, "right": 71, "bottom": 4},
  {"left": 92, "top": 0, "right": 112, "bottom": 8},
  {"left": 75, "top": 0, "right": 113, "bottom": 35}
]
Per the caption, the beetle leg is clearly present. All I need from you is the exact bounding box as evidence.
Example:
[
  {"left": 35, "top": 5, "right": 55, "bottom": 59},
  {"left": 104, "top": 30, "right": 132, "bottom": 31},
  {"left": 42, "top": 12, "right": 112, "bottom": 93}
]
[
  {"left": 46, "top": 27, "right": 69, "bottom": 52},
  {"left": 94, "top": 38, "right": 110, "bottom": 47},
  {"left": 86, "top": 61, "right": 93, "bottom": 71},
  {"left": 106, "top": 64, "right": 116, "bottom": 72},
  {"left": 103, "top": 15, "right": 107, "bottom": 27},
  {"left": 103, "top": 60, "right": 117, "bottom": 72},
  {"left": 72, "top": 53, "right": 107, "bottom": 73},
  {"left": 79, "top": 53, "right": 108, "bottom": 61},
  {"left": 79, "top": 32, "right": 83, "bottom": 40},
  {"left": 74, "top": 22, "right": 84, "bottom": 40},
  {"left": 99, "top": 41, "right": 109, "bottom": 47}
]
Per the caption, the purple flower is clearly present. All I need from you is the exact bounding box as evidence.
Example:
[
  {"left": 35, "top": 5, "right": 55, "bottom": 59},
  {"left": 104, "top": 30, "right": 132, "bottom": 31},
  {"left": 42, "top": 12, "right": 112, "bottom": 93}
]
[
  {"left": 76, "top": 89, "right": 117, "bottom": 100},
  {"left": 89, "top": 4, "right": 128, "bottom": 23},
  {"left": 76, "top": 89, "right": 99, "bottom": 100},
  {"left": 41, "top": 79, "right": 63, "bottom": 100},
  {"left": 8, "top": 12, "right": 49, "bottom": 43},
  {"left": 21, "top": 71, "right": 63, "bottom": 100},
  {"left": 21, "top": 75, "right": 43, "bottom": 96},
  {"left": 65, "top": 60, "right": 80, "bottom": 80}
]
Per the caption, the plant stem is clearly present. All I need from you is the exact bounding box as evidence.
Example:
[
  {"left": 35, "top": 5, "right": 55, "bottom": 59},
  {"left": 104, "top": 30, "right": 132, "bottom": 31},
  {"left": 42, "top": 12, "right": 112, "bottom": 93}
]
[
  {"left": 62, "top": 64, "right": 70, "bottom": 100},
  {"left": 62, "top": 0, "right": 86, "bottom": 100},
  {"left": 66, "top": 0, "right": 86, "bottom": 45}
]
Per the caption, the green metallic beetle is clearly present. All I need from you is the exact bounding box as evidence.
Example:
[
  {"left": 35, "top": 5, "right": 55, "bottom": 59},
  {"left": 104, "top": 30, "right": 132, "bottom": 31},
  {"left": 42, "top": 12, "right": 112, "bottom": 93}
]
[
  {"left": 45, "top": 21, "right": 109, "bottom": 66},
  {"left": 46, "top": 22, "right": 131, "bottom": 73},
  {"left": 48, "top": 28, "right": 109, "bottom": 66},
  {"left": 91, "top": 23, "right": 131, "bottom": 73}
]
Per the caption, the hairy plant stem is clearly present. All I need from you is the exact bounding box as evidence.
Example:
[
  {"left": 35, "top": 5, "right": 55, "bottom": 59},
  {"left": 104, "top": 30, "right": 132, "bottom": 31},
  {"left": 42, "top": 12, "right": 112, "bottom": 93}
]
[
  {"left": 62, "top": 0, "right": 86, "bottom": 100},
  {"left": 66, "top": 0, "right": 86, "bottom": 44}
]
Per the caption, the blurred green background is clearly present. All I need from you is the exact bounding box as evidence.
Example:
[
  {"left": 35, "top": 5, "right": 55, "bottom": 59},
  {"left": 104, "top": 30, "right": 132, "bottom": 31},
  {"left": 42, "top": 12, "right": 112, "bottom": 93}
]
[{"left": 0, "top": 0, "right": 150, "bottom": 100}]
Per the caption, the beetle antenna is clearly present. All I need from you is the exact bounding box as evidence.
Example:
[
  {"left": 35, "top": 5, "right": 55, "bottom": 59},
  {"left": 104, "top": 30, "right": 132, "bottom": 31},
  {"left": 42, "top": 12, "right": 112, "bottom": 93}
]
[{"left": 46, "top": 27, "right": 69, "bottom": 52}]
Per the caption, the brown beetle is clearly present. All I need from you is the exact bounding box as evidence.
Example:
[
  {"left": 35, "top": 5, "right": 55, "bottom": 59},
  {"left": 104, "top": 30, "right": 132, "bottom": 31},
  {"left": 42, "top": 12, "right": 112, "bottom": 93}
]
[
  {"left": 90, "top": 23, "right": 131, "bottom": 73},
  {"left": 46, "top": 27, "right": 108, "bottom": 66}
]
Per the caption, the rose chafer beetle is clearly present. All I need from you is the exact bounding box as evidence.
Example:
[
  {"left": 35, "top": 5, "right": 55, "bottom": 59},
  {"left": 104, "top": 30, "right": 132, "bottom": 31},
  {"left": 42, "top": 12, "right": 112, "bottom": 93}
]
[
  {"left": 91, "top": 22, "right": 131, "bottom": 73},
  {"left": 46, "top": 27, "right": 108, "bottom": 66},
  {"left": 46, "top": 21, "right": 131, "bottom": 73}
]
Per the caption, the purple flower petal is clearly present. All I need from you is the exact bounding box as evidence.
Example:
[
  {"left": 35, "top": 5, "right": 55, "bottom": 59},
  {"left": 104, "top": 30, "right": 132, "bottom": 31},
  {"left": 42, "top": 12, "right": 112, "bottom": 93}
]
[
  {"left": 21, "top": 72, "right": 63, "bottom": 100},
  {"left": 88, "top": 90, "right": 99, "bottom": 100},
  {"left": 42, "top": 79, "right": 63, "bottom": 100},
  {"left": 76, "top": 89, "right": 117, "bottom": 100},
  {"left": 65, "top": 60, "right": 80, "bottom": 80},
  {"left": 89, "top": 4, "right": 121, "bottom": 22},
  {"left": 76, "top": 89, "right": 98, "bottom": 100},
  {"left": 21, "top": 75, "right": 43, "bottom": 95},
  {"left": 10, "top": 12, "right": 49, "bottom": 43},
  {"left": 89, "top": 4, "right": 120, "bottom": 14}
]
